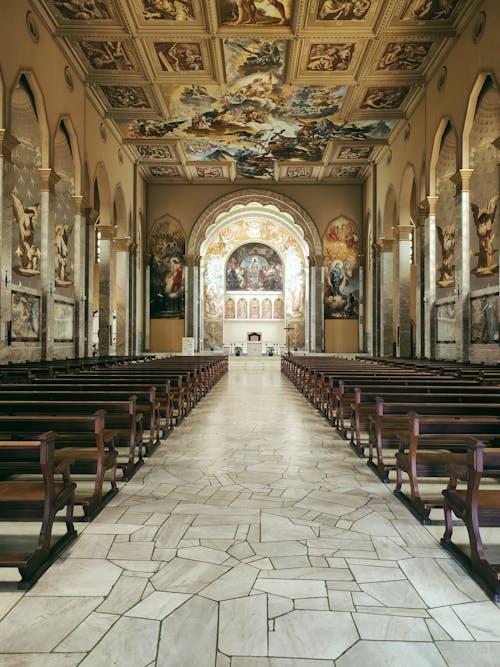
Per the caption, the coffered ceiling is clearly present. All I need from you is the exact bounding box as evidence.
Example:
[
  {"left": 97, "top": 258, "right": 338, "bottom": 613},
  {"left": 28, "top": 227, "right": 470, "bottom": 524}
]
[{"left": 31, "top": 0, "right": 481, "bottom": 184}]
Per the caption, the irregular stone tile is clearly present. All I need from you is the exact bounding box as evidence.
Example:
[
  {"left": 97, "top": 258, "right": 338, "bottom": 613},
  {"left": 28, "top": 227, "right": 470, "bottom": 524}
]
[
  {"left": 126, "top": 591, "right": 191, "bottom": 620},
  {"left": 294, "top": 597, "right": 330, "bottom": 611},
  {"left": 349, "top": 563, "right": 406, "bottom": 584},
  {"left": 426, "top": 619, "right": 451, "bottom": 640},
  {"left": 0, "top": 597, "right": 101, "bottom": 652},
  {"left": 361, "top": 580, "right": 427, "bottom": 608},
  {"left": 98, "top": 575, "right": 147, "bottom": 614},
  {"left": 228, "top": 542, "right": 255, "bottom": 560},
  {"left": 177, "top": 545, "right": 230, "bottom": 564},
  {"left": 353, "top": 612, "right": 431, "bottom": 640},
  {"left": 255, "top": 578, "right": 327, "bottom": 599},
  {"left": 55, "top": 612, "right": 119, "bottom": 652},
  {"left": 85, "top": 523, "right": 143, "bottom": 535},
  {"left": 184, "top": 525, "right": 238, "bottom": 540},
  {"left": 252, "top": 541, "right": 307, "bottom": 557},
  {"left": 232, "top": 660, "right": 334, "bottom": 667},
  {"left": 261, "top": 514, "right": 316, "bottom": 542},
  {"left": 437, "top": 641, "right": 500, "bottom": 665},
  {"left": 0, "top": 656, "right": 86, "bottom": 667},
  {"left": 436, "top": 558, "right": 488, "bottom": 602},
  {"left": 65, "top": 534, "right": 114, "bottom": 559},
  {"left": 428, "top": 606, "right": 474, "bottom": 640},
  {"left": 399, "top": 559, "right": 470, "bottom": 607},
  {"left": 259, "top": 567, "right": 352, "bottom": 581},
  {"left": 328, "top": 590, "right": 355, "bottom": 612},
  {"left": 151, "top": 557, "right": 229, "bottom": 593},
  {"left": 219, "top": 594, "right": 267, "bottom": 657},
  {"left": 270, "top": 555, "right": 311, "bottom": 569},
  {"left": 372, "top": 536, "right": 410, "bottom": 561},
  {"left": 154, "top": 515, "right": 194, "bottom": 549},
  {"left": 26, "top": 559, "right": 122, "bottom": 596},
  {"left": 451, "top": 601, "right": 500, "bottom": 640},
  {"left": 107, "top": 541, "right": 154, "bottom": 561},
  {"left": 198, "top": 561, "right": 257, "bottom": 600},
  {"left": 0, "top": 592, "right": 24, "bottom": 622},
  {"left": 79, "top": 616, "right": 158, "bottom": 666},
  {"left": 336, "top": 640, "right": 447, "bottom": 666},
  {"left": 269, "top": 610, "right": 357, "bottom": 660},
  {"left": 268, "top": 594, "right": 294, "bottom": 618}
]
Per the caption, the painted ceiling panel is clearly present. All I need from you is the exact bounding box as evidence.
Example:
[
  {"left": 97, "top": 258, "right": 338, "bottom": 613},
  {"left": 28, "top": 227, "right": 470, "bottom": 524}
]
[{"left": 35, "top": 0, "right": 481, "bottom": 182}]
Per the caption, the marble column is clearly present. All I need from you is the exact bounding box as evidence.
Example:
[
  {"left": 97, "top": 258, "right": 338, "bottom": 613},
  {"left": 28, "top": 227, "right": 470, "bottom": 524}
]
[
  {"left": 0, "top": 131, "right": 18, "bottom": 359},
  {"left": 414, "top": 202, "right": 428, "bottom": 359},
  {"left": 114, "top": 237, "right": 131, "bottom": 355},
  {"left": 98, "top": 225, "right": 115, "bottom": 355},
  {"left": 72, "top": 195, "right": 85, "bottom": 357},
  {"left": 396, "top": 225, "right": 413, "bottom": 358},
  {"left": 185, "top": 254, "right": 195, "bottom": 340},
  {"left": 129, "top": 242, "right": 137, "bottom": 355},
  {"left": 378, "top": 238, "right": 395, "bottom": 356},
  {"left": 425, "top": 196, "right": 439, "bottom": 359},
  {"left": 309, "top": 255, "right": 324, "bottom": 353},
  {"left": 83, "top": 208, "right": 98, "bottom": 356},
  {"left": 452, "top": 169, "right": 474, "bottom": 362},
  {"left": 38, "top": 168, "right": 59, "bottom": 360},
  {"left": 144, "top": 253, "right": 150, "bottom": 352},
  {"left": 358, "top": 266, "right": 365, "bottom": 353},
  {"left": 370, "top": 243, "right": 380, "bottom": 356}
]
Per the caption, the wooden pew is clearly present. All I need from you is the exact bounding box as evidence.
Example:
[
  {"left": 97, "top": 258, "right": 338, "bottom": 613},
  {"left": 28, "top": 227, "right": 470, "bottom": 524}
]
[
  {"left": 352, "top": 393, "right": 500, "bottom": 478},
  {"left": 0, "top": 411, "right": 118, "bottom": 520},
  {"left": 0, "top": 432, "right": 77, "bottom": 588},
  {"left": 394, "top": 413, "right": 500, "bottom": 523},
  {"left": 0, "top": 399, "right": 142, "bottom": 481},
  {"left": 441, "top": 439, "right": 500, "bottom": 601}
]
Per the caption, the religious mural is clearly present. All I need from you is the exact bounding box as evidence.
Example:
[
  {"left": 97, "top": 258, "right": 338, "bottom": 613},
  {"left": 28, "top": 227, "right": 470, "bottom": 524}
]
[
  {"left": 317, "top": 0, "right": 370, "bottom": 20},
  {"left": 337, "top": 146, "right": 372, "bottom": 160},
  {"left": 306, "top": 43, "right": 355, "bottom": 71},
  {"left": 79, "top": 41, "right": 133, "bottom": 70},
  {"left": 54, "top": 122, "right": 75, "bottom": 290},
  {"left": 324, "top": 217, "right": 360, "bottom": 319},
  {"left": 54, "top": 301, "right": 75, "bottom": 342},
  {"left": 203, "top": 217, "right": 305, "bottom": 349},
  {"left": 118, "top": 31, "right": 395, "bottom": 179},
  {"left": 155, "top": 42, "right": 204, "bottom": 71},
  {"left": 436, "top": 301, "right": 456, "bottom": 343},
  {"left": 11, "top": 291, "right": 40, "bottom": 341},
  {"left": 377, "top": 42, "right": 431, "bottom": 71},
  {"left": 101, "top": 85, "right": 149, "bottom": 109},
  {"left": 149, "top": 218, "right": 186, "bottom": 318},
  {"left": 404, "top": 0, "right": 458, "bottom": 21},
  {"left": 141, "top": 0, "right": 195, "bottom": 21},
  {"left": 220, "top": 0, "right": 292, "bottom": 26},
  {"left": 53, "top": 0, "right": 112, "bottom": 20},
  {"left": 136, "top": 145, "right": 173, "bottom": 160},
  {"left": 226, "top": 243, "right": 283, "bottom": 291},
  {"left": 471, "top": 294, "right": 499, "bottom": 344},
  {"left": 361, "top": 87, "right": 408, "bottom": 110}
]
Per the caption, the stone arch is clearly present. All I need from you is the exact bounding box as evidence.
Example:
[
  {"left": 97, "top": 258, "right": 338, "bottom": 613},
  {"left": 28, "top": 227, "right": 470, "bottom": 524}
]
[
  {"left": 0, "top": 66, "right": 4, "bottom": 127},
  {"left": 92, "top": 162, "right": 111, "bottom": 225},
  {"left": 462, "top": 72, "right": 500, "bottom": 169},
  {"left": 382, "top": 186, "right": 397, "bottom": 239},
  {"left": 11, "top": 70, "right": 49, "bottom": 168},
  {"left": 54, "top": 116, "right": 81, "bottom": 195},
  {"left": 112, "top": 184, "right": 128, "bottom": 237},
  {"left": 429, "top": 118, "right": 455, "bottom": 197},
  {"left": 187, "top": 189, "right": 321, "bottom": 258},
  {"left": 398, "top": 164, "right": 418, "bottom": 358}
]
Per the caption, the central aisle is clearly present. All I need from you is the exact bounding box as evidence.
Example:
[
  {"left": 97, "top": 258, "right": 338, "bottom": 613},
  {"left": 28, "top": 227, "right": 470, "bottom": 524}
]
[{"left": 1, "top": 362, "right": 500, "bottom": 665}]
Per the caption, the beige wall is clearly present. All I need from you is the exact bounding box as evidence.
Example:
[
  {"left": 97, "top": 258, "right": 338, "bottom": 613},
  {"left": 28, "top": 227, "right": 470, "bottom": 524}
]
[
  {"left": 325, "top": 320, "right": 359, "bottom": 353},
  {"left": 150, "top": 320, "right": 185, "bottom": 353}
]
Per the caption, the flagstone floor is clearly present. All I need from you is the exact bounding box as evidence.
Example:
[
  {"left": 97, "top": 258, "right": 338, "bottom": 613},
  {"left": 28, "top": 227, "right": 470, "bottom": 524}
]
[{"left": 1, "top": 359, "right": 500, "bottom": 666}]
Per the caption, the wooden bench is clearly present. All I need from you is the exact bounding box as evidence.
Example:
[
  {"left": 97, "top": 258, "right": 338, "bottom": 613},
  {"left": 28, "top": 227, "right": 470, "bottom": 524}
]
[
  {"left": 0, "top": 411, "right": 118, "bottom": 520},
  {"left": 441, "top": 439, "right": 500, "bottom": 601},
  {"left": 0, "top": 433, "right": 77, "bottom": 588},
  {"left": 356, "top": 394, "right": 500, "bottom": 480},
  {"left": 0, "top": 399, "right": 142, "bottom": 480},
  {"left": 394, "top": 413, "right": 500, "bottom": 523}
]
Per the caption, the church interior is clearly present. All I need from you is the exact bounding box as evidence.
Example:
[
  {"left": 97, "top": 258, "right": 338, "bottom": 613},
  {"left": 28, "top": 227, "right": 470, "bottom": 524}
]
[{"left": 0, "top": 0, "right": 500, "bottom": 664}]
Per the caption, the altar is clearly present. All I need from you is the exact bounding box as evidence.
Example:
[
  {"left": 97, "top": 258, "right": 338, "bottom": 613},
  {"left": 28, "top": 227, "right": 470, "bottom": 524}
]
[{"left": 246, "top": 341, "right": 263, "bottom": 356}]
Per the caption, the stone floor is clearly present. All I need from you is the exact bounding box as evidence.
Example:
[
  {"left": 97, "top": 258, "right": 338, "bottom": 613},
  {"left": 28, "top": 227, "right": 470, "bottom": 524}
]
[{"left": 1, "top": 360, "right": 500, "bottom": 666}]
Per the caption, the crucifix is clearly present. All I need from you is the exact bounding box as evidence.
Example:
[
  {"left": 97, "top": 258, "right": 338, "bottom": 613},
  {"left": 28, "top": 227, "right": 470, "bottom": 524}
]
[{"left": 283, "top": 325, "right": 294, "bottom": 355}]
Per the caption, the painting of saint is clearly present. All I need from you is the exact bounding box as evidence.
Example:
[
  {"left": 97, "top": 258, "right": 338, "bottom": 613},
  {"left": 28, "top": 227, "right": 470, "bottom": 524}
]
[
  {"left": 221, "top": 0, "right": 291, "bottom": 26},
  {"left": 155, "top": 42, "right": 203, "bottom": 71},
  {"left": 337, "top": 146, "right": 372, "bottom": 160},
  {"left": 224, "top": 39, "right": 283, "bottom": 81},
  {"left": 225, "top": 298, "right": 236, "bottom": 319},
  {"left": 317, "top": 0, "right": 370, "bottom": 20},
  {"left": 471, "top": 295, "right": 499, "bottom": 343},
  {"left": 323, "top": 217, "right": 360, "bottom": 319},
  {"left": 80, "top": 41, "right": 133, "bottom": 70},
  {"left": 274, "top": 297, "right": 284, "bottom": 319},
  {"left": 306, "top": 44, "right": 354, "bottom": 72},
  {"left": 53, "top": 0, "right": 111, "bottom": 20},
  {"left": 101, "top": 86, "right": 149, "bottom": 109},
  {"left": 142, "top": 0, "right": 195, "bottom": 21},
  {"left": 149, "top": 219, "right": 186, "bottom": 318},
  {"left": 406, "top": 0, "right": 458, "bottom": 21},
  {"left": 377, "top": 42, "right": 431, "bottom": 71},
  {"left": 11, "top": 292, "right": 40, "bottom": 341},
  {"left": 262, "top": 298, "right": 272, "bottom": 319},
  {"left": 237, "top": 298, "right": 248, "bottom": 319},
  {"left": 436, "top": 302, "right": 456, "bottom": 343},
  {"left": 249, "top": 298, "right": 260, "bottom": 319},
  {"left": 360, "top": 87, "right": 408, "bottom": 110}
]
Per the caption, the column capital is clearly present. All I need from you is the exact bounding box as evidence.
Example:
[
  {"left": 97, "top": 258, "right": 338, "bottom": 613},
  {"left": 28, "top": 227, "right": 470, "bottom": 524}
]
[
  {"left": 37, "top": 168, "right": 60, "bottom": 193},
  {"left": 418, "top": 199, "right": 429, "bottom": 218},
  {"left": 84, "top": 207, "right": 99, "bottom": 228},
  {"left": 72, "top": 195, "right": 84, "bottom": 216},
  {"left": 377, "top": 238, "right": 395, "bottom": 252},
  {"left": 426, "top": 195, "right": 439, "bottom": 216},
  {"left": 99, "top": 225, "right": 117, "bottom": 241},
  {"left": 114, "top": 237, "right": 133, "bottom": 252},
  {"left": 450, "top": 169, "right": 474, "bottom": 195},
  {"left": 0, "top": 129, "right": 19, "bottom": 160},
  {"left": 185, "top": 254, "right": 196, "bottom": 268},
  {"left": 398, "top": 224, "right": 414, "bottom": 241}
]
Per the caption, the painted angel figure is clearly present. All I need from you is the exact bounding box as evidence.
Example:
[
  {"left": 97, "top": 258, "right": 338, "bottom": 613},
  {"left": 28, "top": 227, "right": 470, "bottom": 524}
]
[
  {"left": 471, "top": 195, "right": 498, "bottom": 275},
  {"left": 436, "top": 224, "right": 455, "bottom": 287},
  {"left": 12, "top": 191, "right": 41, "bottom": 275}
]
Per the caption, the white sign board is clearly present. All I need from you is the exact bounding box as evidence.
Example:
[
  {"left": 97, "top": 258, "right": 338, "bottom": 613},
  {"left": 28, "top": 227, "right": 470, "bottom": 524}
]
[{"left": 182, "top": 337, "right": 195, "bottom": 355}]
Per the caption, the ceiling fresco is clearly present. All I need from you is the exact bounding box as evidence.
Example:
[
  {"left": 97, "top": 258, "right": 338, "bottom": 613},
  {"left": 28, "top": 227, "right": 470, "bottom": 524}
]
[{"left": 34, "top": 0, "right": 481, "bottom": 183}]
